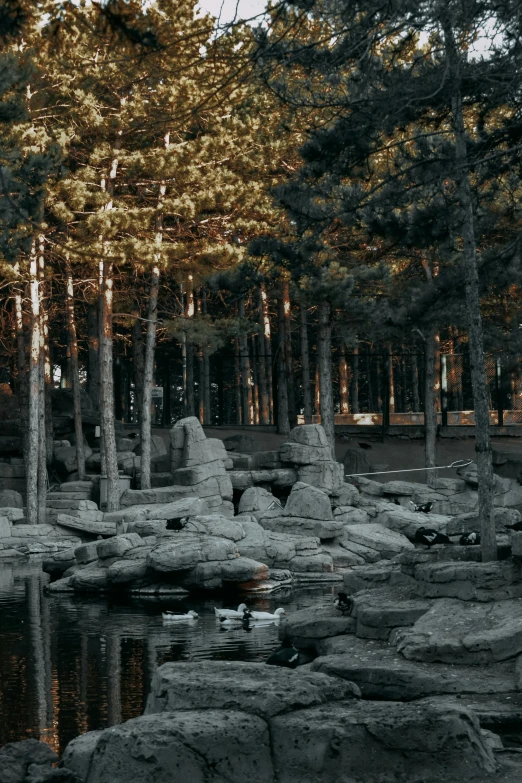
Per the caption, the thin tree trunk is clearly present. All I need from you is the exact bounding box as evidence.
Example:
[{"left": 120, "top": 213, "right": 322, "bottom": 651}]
[
  {"left": 424, "top": 326, "right": 438, "bottom": 484},
  {"left": 257, "top": 287, "right": 270, "bottom": 424},
  {"left": 38, "top": 237, "right": 53, "bottom": 466},
  {"left": 260, "top": 284, "right": 273, "bottom": 423},
  {"left": 202, "top": 288, "right": 211, "bottom": 425},
  {"left": 411, "top": 352, "right": 421, "bottom": 412},
  {"left": 350, "top": 341, "right": 359, "bottom": 413},
  {"left": 197, "top": 346, "right": 205, "bottom": 424},
  {"left": 339, "top": 342, "right": 349, "bottom": 415},
  {"left": 234, "top": 337, "right": 242, "bottom": 424},
  {"left": 276, "top": 293, "right": 290, "bottom": 435},
  {"left": 100, "top": 259, "right": 119, "bottom": 510},
  {"left": 65, "top": 256, "right": 86, "bottom": 481},
  {"left": 314, "top": 363, "right": 320, "bottom": 415},
  {"left": 444, "top": 20, "right": 496, "bottom": 560},
  {"left": 299, "top": 304, "right": 313, "bottom": 424},
  {"left": 131, "top": 317, "right": 145, "bottom": 422},
  {"left": 252, "top": 335, "right": 260, "bottom": 424},
  {"left": 238, "top": 297, "right": 253, "bottom": 425},
  {"left": 140, "top": 267, "right": 160, "bottom": 490},
  {"left": 318, "top": 300, "right": 335, "bottom": 456},
  {"left": 26, "top": 243, "right": 40, "bottom": 525},
  {"left": 13, "top": 266, "right": 28, "bottom": 461},
  {"left": 87, "top": 303, "right": 100, "bottom": 409},
  {"left": 282, "top": 281, "right": 296, "bottom": 428},
  {"left": 388, "top": 345, "right": 396, "bottom": 414},
  {"left": 37, "top": 240, "right": 46, "bottom": 524},
  {"left": 185, "top": 280, "right": 195, "bottom": 417}
]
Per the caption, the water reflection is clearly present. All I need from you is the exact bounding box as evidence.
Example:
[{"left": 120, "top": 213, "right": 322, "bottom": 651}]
[{"left": 0, "top": 562, "right": 334, "bottom": 754}]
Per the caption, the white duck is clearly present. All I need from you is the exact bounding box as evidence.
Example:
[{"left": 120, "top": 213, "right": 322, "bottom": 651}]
[
  {"left": 214, "top": 603, "right": 248, "bottom": 620},
  {"left": 250, "top": 608, "right": 286, "bottom": 621},
  {"left": 162, "top": 610, "right": 198, "bottom": 622}
]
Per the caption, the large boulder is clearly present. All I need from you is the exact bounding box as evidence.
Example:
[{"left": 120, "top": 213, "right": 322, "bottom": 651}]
[
  {"left": 311, "top": 635, "right": 517, "bottom": 700},
  {"left": 147, "top": 533, "right": 236, "bottom": 572},
  {"left": 343, "top": 523, "right": 414, "bottom": 560},
  {"left": 145, "top": 660, "right": 360, "bottom": 718},
  {"left": 238, "top": 486, "right": 280, "bottom": 515},
  {"left": 186, "top": 515, "right": 245, "bottom": 541},
  {"left": 414, "top": 560, "right": 522, "bottom": 602},
  {"left": 145, "top": 497, "right": 208, "bottom": 521},
  {"left": 284, "top": 482, "right": 332, "bottom": 521},
  {"left": 447, "top": 507, "right": 522, "bottom": 535},
  {"left": 297, "top": 462, "right": 344, "bottom": 494},
  {"left": 270, "top": 700, "right": 496, "bottom": 783},
  {"left": 396, "top": 597, "right": 522, "bottom": 664},
  {"left": 0, "top": 489, "right": 23, "bottom": 508},
  {"left": 258, "top": 514, "right": 345, "bottom": 541},
  {"left": 96, "top": 533, "right": 144, "bottom": 560},
  {"left": 223, "top": 433, "right": 260, "bottom": 453},
  {"left": 352, "top": 586, "right": 433, "bottom": 640},
  {"left": 0, "top": 739, "right": 58, "bottom": 783},
  {"left": 133, "top": 433, "right": 167, "bottom": 459},
  {"left": 342, "top": 448, "right": 371, "bottom": 479},
  {"left": 376, "top": 508, "right": 450, "bottom": 539},
  {"left": 62, "top": 711, "right": 274, "bottom": 783},
  {"left": 278, "top": 603, "right": 356, "bottom": 644}
]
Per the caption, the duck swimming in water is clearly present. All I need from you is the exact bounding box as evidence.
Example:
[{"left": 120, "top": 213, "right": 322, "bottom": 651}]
[
  {"left": 266, "top": 637, "right": 299, "bottom": 668},
  {"left": 414, "top": 528, "right": 451, "bottom": 548},
  {"left": 162, "top": 610, "right": 199, "bottom": 622},
  {"left": 214, "top": 603, "right": 248, "bottom": 620},
  {"left": 250, "top": 608, "right": 286, "bottom": 621},
  {"left": 219, "top": 609, "right": 253, "bottom": 627}
]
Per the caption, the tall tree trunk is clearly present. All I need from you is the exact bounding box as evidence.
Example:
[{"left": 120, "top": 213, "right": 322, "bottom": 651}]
[
  {"left": 251, "top": 335, "right": 260, "bottom": 424},
  {"left": 260, "top": 284, "right": 273, "bottom": 423},
  {"left": 318, "top": 300, "right": 335, "bottom": 456},
  {"left": 185, "top": 280, "right": 195, "bottom": 417},
  {"left": 100, "top": 259, "right": 120, "bottom": 510},
  {"left": 282, "top": 281, "right": 296, "bottom": 428},
  {"left": 65, "top": 255, "right": 86, "bottom": 481},
  {"left": 38, "top": 237, "right": 53, "bottom": 466},
  {"left": 238, "top": 297, "right": 253, "bottom": 424},
  {"left": 314, "top": 363, "right": 320, "bottom": 415},
  {"left": 140, "top": 267, "right": 160, "bottom": 490},
  {"left": 87, "top": 303, "right": 100, "bottom": 409},
  {"left": 411, "top": 352, "right": 421, "bottom": 412},
  {"left": 388, "top": 345, "right": 396, "bottom": 414},
  {"left": 339, "top": 341, "right": 349, "bottom": 415},
  {"left": 299, "top": 304, "right": 313, "bottom": 424},
  {"left": 443, "top": 20, "right": 496, "bottom": 561},
  {"left": 26, "top": 243, "right": 40, "bottom": 525},
  {"left": 350, "top": 341, "right": 359, "bottom": 413},
  {"left": 202, "top": 289, "right": 211, "bottom": 425},
  {"left": 234, "top": 337, "right": 242, "bottom": 424},
  {"left": 13, "top": 266, "right": 28, "bottom": 461},
  {"left": 276, "top": 293, "right": 290, "bottom": 435},
  {"left": 424, "top": 327, "right": 438, "bottom": 484},
  {"left": 131, "top": 317, "right": 145, "bottom": 422},
  {"left": 257, "top": 287, "right": 270, "bottom": 424},
  {"left": 37, "top": 241, "right": 46, "bottom": 525}
]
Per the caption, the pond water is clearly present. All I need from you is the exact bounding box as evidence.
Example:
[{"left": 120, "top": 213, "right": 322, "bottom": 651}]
[{"left": 0, "top": 561, "right": 335, "bottom": 756}]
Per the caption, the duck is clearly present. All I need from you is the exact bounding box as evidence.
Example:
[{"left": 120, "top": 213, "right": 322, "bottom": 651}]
[
  {"left": 460, "top": 531, "right": 481, "bottom": 546},
  {"left": 505, "top": 521, "right": 522, "bottom": 532},
  {"left": 265, "top": 637, "right": 299, "bottom": 668},
  {"left": 414, "top": 528, "right": 451, "bottom": 548},
  {"left": 250, "top": 607, "right": 286, "bottom": 621},
  {"left": 334, "top": 592, "right": 353, "bottom": 614},
  {"left": 214, "top": 603, "right": 248, "bottom": 620},
  {"left": 162, "top": 610, "right": 199, "bottom": 621},
  {"left": 409, "top": 501, "right": 434, "bottom": 514},
  {"left": 219, "top": 609, "right": 253, "bottom": 627}
]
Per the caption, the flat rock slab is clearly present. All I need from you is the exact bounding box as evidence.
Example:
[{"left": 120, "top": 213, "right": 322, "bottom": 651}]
[
  {"left": 64, "top": 710, "right": 274, "bottom": 783},
  {"left": 258, "top": 514, "right": 345, "bottom": 541},
  {"left": 352, "top": 586, "right": 433, "bottom": 638},
  {"left": 414, "top": 560, "right": 522, "bottom": 601},
  {"left": 343, "top": 523, "right": 414, "bottom": 558},
  {"left": 376, "top": 508, "right": 451, "bottom": 538},
  {"left": 145, "top": 497, "right": 208, "bottom": 520},
  {"left": 147, "top": 533, "right": 237, "bottom": 571},
  {"left": 311, "top": 635, "right": 517, "bottom": 700},
  {"left": 396, "top": 597, "right": 522, "bottom": 664},
  {"left": 343, "top": 561, "right": 415, "bottom": 593},
  {"left": 270, "top": 699, "right": 496, "bottom": 783},
  {"left": 56, "top": 514, "right": 116, "bottom": 537},
  {"left": 145, "top": 660, "right": 360, "bottom": 719},
  {"left": 278, "top": 603, "right": 356, "bottom": 642},
  {"left": 447, "top": 508, "right": 522, "bottom": 535},
  {"left": 283, "top": 481, "right": 333, "bottom": 520},
  {"left": 120, "top": 485, "right": 194, "bottom": 507}
]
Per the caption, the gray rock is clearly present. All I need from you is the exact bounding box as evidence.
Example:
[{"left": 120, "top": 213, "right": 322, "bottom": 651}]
[
  {"left": 0, "top": 506, "right": 24, "bottom": 521},
  {"left": 321, "top": 542, "right": 365, "bottom": 566},
  {"left": 311, "top": 635, "right": 517, "bottom": 699},
  {"left": 284, "top": 481, "right": 332, "bottom": 520},
  {"left": 414, "top": 560, "right": 522, "bottom": 601},
  {"left": 356, "top": 476, "right": 385, "bottom": 496},
  {"left": 396, "top": 597, "right": 522, "bottom": 664},
  {"left": 64, "top": 711, "right": 274, "bottom": 783},
  {"left": 186, "top": 515, "right": 245, "bottom": 541},
  {"left": 0, "top": 489, "right": 23, "bottom": 508},
  {"left": 333, "top": 506, "right": 369, "bottom": 524},
  {"left": 69, "top": 564, "right": 109, "bottom": 591},
  {"left": 120, "top": 485, "right": 194, "bottom": 507},
  {"left": 0, "top": 739, "right": 58, "bottom": 783},
  {"left": 352, "top": 586, "right": 433, "bottom": 639},
  {"left": 258, "top": 514, "right": 345, "bottom": 541},
  {"left": 74, "top": 542, "right": 99, "bottom": 564},
  {"left": 56, "top": 514, "right": 114, "bottom": 536},
  {"left": 133, "top": 433, "right": 167, "bottom": 459},
  {"left": 279, "top": 442, "right": 332, "bottom": 464},
  {"left": 238, "top": 486, "right": 279, "bottom": 515},
  {"left": 447, "top": 507, "right": 522, "bottom": 535},
  {"left": 343, "top": 561, "right": 415, "bottom": 594},
  {"left": 297, "top": 461, "right": 344, "bottom": 493},
  {"left": 344, "top": 523, "right": 414, "bottom": 558},
  {"left": 331, "top": 482, "right": 360, "bottom": 507},
  {"left": 145, "top": 660, "right": 360, "bottom": 719},
  {"left": 54, "top": 444, "right": 93, "bottom": 474},
  {"left": 249, "top": 451, "right": 282, "bottom": 469},
  {"left": 0, "top": 516, "right": 11, "bottom": 537},
  {"left": 381, "top": 480, "right": 420, "bottom": 496},
  {"left": 513, "top": 532, "right": 522, "bottom": 559},
  {"left": 106, "top": 559, "right": 148, "bottom": 583},
  {"left": 96, "top": 533, "right": 144, "bottom": 560},
  {"left": 285, "top": 424, "right": 330, "bottom": 448},
  {"left": 376, "top": 507, "right": 450, "bottom": 538},
  {"left": 278, "top": 603, "right": 356, "bottom": 642},
  {"left": 147, "top": 533, "right": 236, "bottom": 572},
  {"left": 145, "top": 497, "right": 208, "bottom": 521},
  {"left": 270, "top": 699, "right": 496, "bottom": 783},
  {"left": 183, "top": 438, "right": 227, "bottom": 467}
]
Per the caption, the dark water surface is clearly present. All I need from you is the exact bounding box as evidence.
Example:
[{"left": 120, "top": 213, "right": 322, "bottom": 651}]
[{"left": 0, "top": 561, "right": 335, "bottom": 755}]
